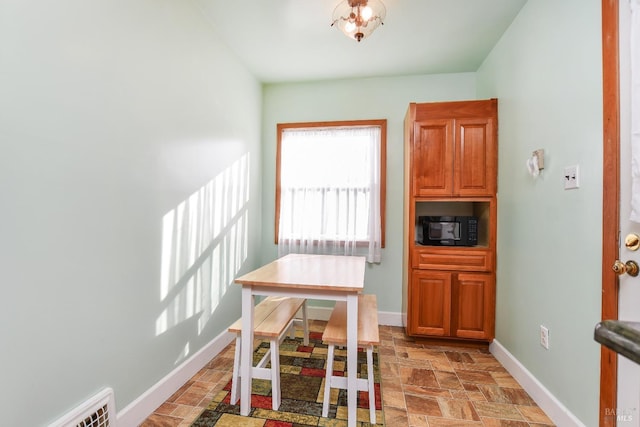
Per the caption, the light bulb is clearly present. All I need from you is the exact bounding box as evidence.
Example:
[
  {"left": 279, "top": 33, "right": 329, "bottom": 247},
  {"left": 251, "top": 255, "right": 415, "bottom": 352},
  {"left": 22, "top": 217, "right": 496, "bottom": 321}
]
[
  {"left": 361, "top": 6, "right": 373, "bottom": 20},
  {"left": 345, "top": 21, "right": 356, "bottom": 33}
]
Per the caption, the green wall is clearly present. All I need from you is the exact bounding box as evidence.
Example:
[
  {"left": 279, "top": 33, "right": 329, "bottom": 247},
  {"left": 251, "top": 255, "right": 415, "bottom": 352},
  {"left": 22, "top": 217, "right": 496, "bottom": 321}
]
[
  {"left": 0, "top": 0, "right": 605, "bottom": 424},
  {"left": 476, "top": 0, "right": 602, "bottom": 424},
  {"left": 261, "top": 74, "right": 476, "bottom": 312},
  {"left": 0, "top": 1, "right": 263, "bottom": 425}
]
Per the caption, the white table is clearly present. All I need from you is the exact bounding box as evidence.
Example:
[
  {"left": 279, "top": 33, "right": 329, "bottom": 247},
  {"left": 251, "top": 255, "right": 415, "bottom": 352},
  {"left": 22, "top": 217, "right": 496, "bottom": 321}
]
[{"left": 235, "top": 254, "right": 365, "bottom": 427}]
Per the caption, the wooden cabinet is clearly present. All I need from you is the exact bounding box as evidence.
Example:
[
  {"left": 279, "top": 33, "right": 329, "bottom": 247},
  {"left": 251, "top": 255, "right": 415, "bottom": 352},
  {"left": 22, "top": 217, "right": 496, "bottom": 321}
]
[
  {"left": 412, "top": 110, "right": 496, "bottom": 197},
  {"left": 402, "top": 99, "right": 498, "bottom": 343},
  {"left": 409, "top": 270, "right": 495, "bottom": 339}
]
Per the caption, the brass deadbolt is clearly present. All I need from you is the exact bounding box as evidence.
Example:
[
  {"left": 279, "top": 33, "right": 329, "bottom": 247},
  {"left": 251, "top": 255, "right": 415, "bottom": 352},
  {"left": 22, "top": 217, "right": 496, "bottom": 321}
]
[
  {"left": 625, "top": 233, "right": 640, "bottom": 251},
  {"left": 613, "top": 259, "right": 640, "bottom": 277}
]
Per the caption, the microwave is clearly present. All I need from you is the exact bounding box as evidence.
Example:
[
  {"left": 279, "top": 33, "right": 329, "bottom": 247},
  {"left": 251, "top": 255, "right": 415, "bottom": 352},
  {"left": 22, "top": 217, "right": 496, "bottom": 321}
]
[{"left": 418, "top": 216, "right": 478, "bottom": 246}]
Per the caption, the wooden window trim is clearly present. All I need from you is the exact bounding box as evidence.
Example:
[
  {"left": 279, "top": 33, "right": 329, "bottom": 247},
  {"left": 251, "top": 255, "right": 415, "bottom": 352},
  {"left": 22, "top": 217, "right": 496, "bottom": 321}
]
[{"left": 275, "top": 119, "right": 387, "bottom": 248}]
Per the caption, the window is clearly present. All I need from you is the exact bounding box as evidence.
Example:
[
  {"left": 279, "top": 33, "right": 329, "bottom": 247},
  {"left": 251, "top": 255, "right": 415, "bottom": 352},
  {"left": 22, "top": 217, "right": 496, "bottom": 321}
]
[{"left": 275, "top": 120, "right": 386, "bottom": 263}]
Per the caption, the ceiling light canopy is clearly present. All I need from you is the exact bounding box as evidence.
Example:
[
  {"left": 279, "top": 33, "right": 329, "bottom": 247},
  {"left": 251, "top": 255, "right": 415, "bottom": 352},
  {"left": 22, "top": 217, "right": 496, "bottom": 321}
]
[{"left": 331, "top": 0, "right": 386, "bottom": 42}]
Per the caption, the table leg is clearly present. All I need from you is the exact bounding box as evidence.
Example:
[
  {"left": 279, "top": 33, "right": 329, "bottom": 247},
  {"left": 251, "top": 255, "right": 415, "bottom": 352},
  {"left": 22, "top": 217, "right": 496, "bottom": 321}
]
[
  {"left": 240, "top": 286, "right": 254, "bottom": 416},
  {"left": 346, "top": 293, "right": 358, "bottom": 427}
]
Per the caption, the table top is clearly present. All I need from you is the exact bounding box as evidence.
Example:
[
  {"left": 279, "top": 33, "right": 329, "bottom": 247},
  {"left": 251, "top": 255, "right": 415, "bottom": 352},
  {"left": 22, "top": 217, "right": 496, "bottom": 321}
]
[{"left": 235, "top": 254, "right": 366, "bottom": 292}]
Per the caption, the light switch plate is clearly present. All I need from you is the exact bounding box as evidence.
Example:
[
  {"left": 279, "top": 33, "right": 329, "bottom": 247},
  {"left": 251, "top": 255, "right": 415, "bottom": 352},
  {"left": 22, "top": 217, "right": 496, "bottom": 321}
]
[{"left": 564, "top": 165, "right": 580, "bottom": 190}]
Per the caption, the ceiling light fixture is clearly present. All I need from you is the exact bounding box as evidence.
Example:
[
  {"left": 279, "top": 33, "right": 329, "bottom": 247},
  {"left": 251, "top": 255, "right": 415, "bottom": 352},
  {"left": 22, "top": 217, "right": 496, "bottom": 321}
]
[{"left": 331, "top": 0, "right": 386, "bottom": 42}]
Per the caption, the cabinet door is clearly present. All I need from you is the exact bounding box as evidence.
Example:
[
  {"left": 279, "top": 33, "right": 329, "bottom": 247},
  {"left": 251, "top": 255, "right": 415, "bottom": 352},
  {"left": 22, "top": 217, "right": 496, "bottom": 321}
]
[
  {"left": 454, "top": 118, "right": 496, "bottom": 196},
  {"left": 412, "top": 120, "right": 454, "bottom": 197},
  {"left": 452, "top": 272, "right": 494, "bottom": 340},
  {"left": 409, "top": 270, "right": 451, "bottom": 336}
]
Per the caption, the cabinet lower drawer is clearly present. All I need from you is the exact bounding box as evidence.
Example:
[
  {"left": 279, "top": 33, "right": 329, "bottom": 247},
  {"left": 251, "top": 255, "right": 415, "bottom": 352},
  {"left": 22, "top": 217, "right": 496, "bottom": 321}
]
[{"left": 413, "top": 248, "right": 492, "bottom": 271}]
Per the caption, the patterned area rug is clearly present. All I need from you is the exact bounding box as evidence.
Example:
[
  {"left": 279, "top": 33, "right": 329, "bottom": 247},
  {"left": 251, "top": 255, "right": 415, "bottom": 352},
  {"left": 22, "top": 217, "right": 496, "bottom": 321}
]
[{"left": 191, "top": 331, "right": 384, "bottom": 426}]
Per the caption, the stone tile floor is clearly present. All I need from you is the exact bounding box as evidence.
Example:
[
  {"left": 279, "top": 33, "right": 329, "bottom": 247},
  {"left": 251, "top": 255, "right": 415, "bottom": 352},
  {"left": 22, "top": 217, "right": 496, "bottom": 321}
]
[{"left": 141, "top": 320, "right": 555, "bottom": 426}]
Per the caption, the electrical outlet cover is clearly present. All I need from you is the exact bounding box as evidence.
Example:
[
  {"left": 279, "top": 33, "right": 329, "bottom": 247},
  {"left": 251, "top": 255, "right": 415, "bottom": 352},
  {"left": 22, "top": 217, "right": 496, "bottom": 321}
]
[
  {"left": 540, "top": 325, "right": 549, "bottom": 349},
  {"left": 563, "top": 165, "right": 580, "bottom": 190}
]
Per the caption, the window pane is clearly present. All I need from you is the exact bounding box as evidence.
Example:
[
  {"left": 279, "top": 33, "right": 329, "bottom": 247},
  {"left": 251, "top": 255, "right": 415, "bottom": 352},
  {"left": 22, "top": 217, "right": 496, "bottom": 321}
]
[
  {"left": 276, "top": 120, "right": 386, "bottom": 262},
  {"left": 281, "top": 128, "right": 374, "bottom": 188}
]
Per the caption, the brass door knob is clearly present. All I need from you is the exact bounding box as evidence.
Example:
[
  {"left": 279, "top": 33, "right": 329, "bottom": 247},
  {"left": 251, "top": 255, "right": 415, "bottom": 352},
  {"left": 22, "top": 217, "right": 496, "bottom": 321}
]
[
  {"left": 626, "top": 233, "right": 640, "bottom": 251},
  {"left": 613, "top": 260, "right": 640, "bottom": 277}
]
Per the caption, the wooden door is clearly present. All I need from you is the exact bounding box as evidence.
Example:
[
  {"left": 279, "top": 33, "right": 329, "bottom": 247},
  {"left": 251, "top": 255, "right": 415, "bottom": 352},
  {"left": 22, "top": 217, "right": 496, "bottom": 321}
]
[
  {"left": 454, "top": 118, "right": 496, "bottom": 196},
  {"left": 412, "top": 119, "right": 454, "bottom": 197},
  {"left": 410, "top": 270, "right": 451, "bottom": 336},
  {"left": 452, "top": 272, "right": 494, "bottom": 340}
]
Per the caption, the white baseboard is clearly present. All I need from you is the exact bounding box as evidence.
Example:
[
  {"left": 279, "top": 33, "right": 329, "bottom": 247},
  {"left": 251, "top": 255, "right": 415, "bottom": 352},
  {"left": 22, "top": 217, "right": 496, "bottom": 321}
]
[
  {"left": 490, "top": 339, "right": 586, "bottom": 427},
  {"left": 306, "top": 306, "right": 403, "bottom": 327},
  {"left": 116, "top": 330, "right": 235, "bottom": 427},
  {"left": 378, "top": 310, "right": 404, "bottom": 327},
  {"left": 306, "top": 306, "right": 332, "bottom": 321}
]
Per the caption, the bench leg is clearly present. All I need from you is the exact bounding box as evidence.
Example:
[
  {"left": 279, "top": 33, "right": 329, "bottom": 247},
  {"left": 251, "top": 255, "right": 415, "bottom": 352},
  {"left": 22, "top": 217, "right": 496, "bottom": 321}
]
[
  {"left": 270, "top": 338, "right": 281, "bottom": 410},
  {"left": 290, "top": 301, "right": 310, "bottom": 344},
  {"left": 230, "top": 335, "right": 241, "bottom": 405},
  {"left": 322, "top": 343, "right": 335, "bottom": 418},
  {"left": 302, "top": 300, "right": 309, "bottom": 345},
  {"left": 288, "top": 321, "right": 295, "bottom": 340},
  {"left": 367, "top": 345, "right": 376, "bottom": 424}
]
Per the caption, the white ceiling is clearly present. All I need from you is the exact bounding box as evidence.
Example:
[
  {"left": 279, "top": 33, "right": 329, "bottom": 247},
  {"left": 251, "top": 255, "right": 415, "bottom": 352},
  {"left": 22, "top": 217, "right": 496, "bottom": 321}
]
[{"left": 196, "top": 0, "right": 528, "bottom": 83}]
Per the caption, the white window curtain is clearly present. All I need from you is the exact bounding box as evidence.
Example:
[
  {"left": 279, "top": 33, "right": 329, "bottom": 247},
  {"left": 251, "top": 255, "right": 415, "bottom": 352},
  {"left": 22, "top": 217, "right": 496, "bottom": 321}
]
[
  {"left": 277, "top": 126, "right": 382, "bottom": 263},
  {"left": 631, "top": 0, "right": 640, "bottom": 221}
]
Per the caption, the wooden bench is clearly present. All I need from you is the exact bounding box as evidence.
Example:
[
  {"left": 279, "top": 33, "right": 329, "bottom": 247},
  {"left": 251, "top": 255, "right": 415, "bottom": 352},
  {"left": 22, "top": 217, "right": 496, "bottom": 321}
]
[
  {"left": 228, "top": 296, "right": 308, "bottom": 410},
  {"left": 322, "top": 294, "right": 379, "bottom": 424}
]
